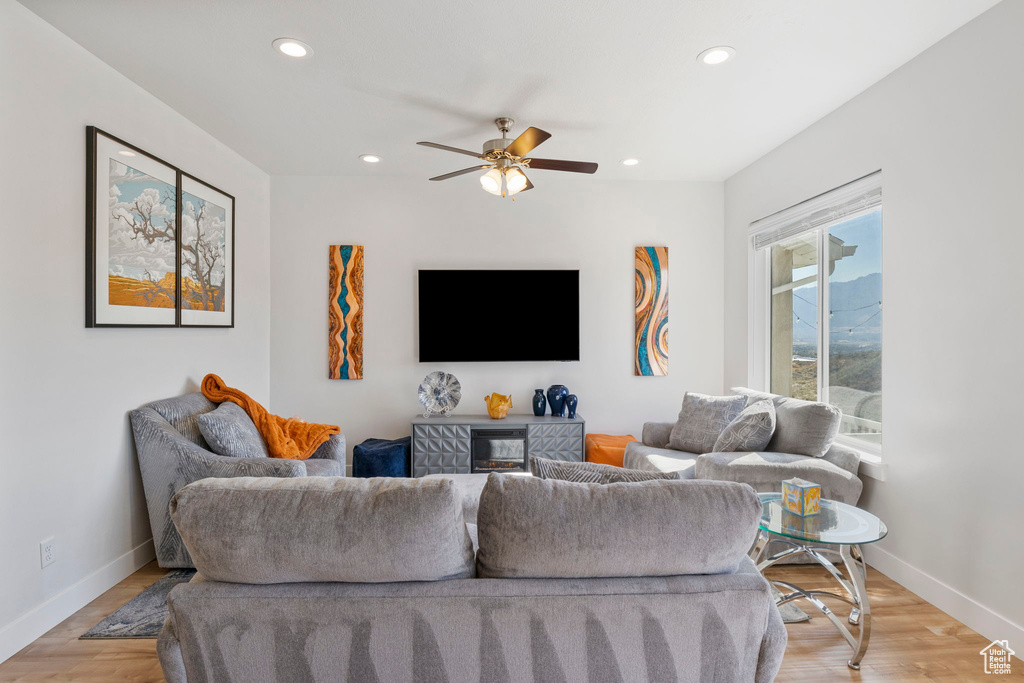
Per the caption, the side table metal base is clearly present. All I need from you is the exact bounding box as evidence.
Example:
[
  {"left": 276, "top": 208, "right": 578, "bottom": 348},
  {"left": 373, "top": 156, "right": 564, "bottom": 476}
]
[{"left": 751, "top": 531, "right": 872, "bottom": 670}]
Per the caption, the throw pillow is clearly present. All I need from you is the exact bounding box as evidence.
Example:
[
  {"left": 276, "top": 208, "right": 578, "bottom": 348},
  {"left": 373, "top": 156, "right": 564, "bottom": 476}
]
[
  {"left": 530, "top": 457, "right": 681, "bottom": 484},
  {"left": 713, "top": 399, "right": 776, "bottom": 452},
  {"left": 196, "top": 402, "right": 270, "bottom": 459},
  {"left": 668, "top": 392, "right": 747, "bottom": 454}
]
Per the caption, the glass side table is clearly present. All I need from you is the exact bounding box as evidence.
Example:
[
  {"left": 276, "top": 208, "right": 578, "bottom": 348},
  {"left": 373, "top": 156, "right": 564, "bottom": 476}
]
[{"left": 750, "top": 492, "right": 888, "bottom": 670}]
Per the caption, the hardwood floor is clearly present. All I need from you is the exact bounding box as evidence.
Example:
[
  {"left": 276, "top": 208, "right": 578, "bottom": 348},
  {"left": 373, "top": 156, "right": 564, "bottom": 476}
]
[
  {"left": 766, "top": 564, "right": 1023, "bottom": 681},
  {"left": 0, "top": 561, "right": 1019, "bottom": 681},
  {"left": 0, "top": 562, "right": 168, "bottom": 683}
]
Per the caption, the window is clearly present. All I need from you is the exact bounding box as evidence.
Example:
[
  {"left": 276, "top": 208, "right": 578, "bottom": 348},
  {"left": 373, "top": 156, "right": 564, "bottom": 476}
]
[{"left": 751, "top": 173, "right": 882, "bottom": 452}]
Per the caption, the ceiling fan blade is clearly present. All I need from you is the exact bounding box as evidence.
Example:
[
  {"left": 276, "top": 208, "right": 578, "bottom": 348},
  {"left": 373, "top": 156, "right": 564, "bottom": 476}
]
[
  {"left": 505, "top": 127, "right": 551, "bottom": 158},
  {"left": 429, "top": 165, "right": 491, "bottom": 181},
  {"left": 417, "top": 141, "right": 487, "bottom": 159},
  {"left": 525, "top": 158, "right": 598, "bottom": 174}
]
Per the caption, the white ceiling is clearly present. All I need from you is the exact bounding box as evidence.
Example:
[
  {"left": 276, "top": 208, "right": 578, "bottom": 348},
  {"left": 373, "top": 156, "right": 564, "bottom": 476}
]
[{"left": 20, "top": 0, "right": 1000, "bottom": 181}]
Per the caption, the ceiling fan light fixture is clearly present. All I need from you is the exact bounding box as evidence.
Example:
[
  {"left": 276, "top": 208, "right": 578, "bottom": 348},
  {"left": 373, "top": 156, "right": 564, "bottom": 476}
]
[
  {"left": 504, "top": 167, "right": 528, "bottom": 195},
  {"left": 480, "top": 167, "right": 503, "bottom": 195},
  {"left": 698, "top": 46, "right": 735, "bottom": 65},
  {"left": 422, "top": 118, "right": 597, "bottom": 195}
]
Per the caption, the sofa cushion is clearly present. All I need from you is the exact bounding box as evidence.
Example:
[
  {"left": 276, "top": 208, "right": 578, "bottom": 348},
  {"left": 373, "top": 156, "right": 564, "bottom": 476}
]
[
  {"left": 170, "top": 477, "right": 474, "bottom": 583},
  {"left": 732, "top": 387, "right": 775, "bottom": 406},
  {"left": 476, "top": 474, "right": 761, "bottom": 579},
  {"left": 732, "top": 387, "right": 842, "bottom": 458},
  {"left": 714, "top": 399, "right": 776, "bottom": 452},
  {"left": 622, "top": 442, "right": 699, "bottom": 477},
  {"left": 669, "top": 392, "right": 747, "bottom": 454},
  {"left": 196, "top": 402, "right": 269, "bottom": 459},
  {"left": 529, "top": 456, "right": 681, "bottom": 483},
  {"left": 695, "top": 451, "right": 863, "bottom": 505}
]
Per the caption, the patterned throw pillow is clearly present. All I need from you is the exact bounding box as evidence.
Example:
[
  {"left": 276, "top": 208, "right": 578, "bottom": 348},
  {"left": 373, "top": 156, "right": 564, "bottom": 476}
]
[
  {"left": 529, "top": 457, "right": 681, "bottom": 484},
  {"left": 713, "top": 399, "right": 776, "bottom": 452},
  {"left": 196, "top": 402, "right": 270, "bottom": 459},
  {"left": 668, "top": 392, "right": 748, "bottom": 454}
]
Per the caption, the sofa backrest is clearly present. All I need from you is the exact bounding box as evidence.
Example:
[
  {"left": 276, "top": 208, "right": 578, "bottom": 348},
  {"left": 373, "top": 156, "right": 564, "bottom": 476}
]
[
  {"left": 731, "top": 387, "right": 841, "bottom": 458},
  {"left": 144, "top": 392, "right": 216, "bottom": 447},
  {"left": 476, "top": 474, "right": 761, "bottom": 579},
  {"left": 170, "top": 476, "right": 475, "bottom": 583}
]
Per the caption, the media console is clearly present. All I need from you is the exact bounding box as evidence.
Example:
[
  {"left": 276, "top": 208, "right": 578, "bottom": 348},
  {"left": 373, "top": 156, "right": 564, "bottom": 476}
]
[{"left": 410, "top": 414, "right": 585, "bottom": 477}]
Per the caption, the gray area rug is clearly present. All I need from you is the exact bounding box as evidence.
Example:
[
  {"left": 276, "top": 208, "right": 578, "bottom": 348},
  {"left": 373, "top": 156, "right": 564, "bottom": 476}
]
[
  {"left": 772, "top": 584, "right": 811, "bottom": 623},
  {"left": 81, "top": 569, "right": 196, "bottom": 639}
]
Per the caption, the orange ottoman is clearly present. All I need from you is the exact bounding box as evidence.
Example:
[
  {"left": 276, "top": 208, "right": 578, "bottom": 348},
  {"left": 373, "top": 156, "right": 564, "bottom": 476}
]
[{"left": 585, "top": 433, "right": 638, "bottom": 467}]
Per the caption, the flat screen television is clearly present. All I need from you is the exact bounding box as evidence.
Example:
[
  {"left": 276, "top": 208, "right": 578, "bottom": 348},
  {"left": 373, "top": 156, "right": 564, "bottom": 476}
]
[{"left": 418, "top": 270, "right": 580, "bottom": 362}]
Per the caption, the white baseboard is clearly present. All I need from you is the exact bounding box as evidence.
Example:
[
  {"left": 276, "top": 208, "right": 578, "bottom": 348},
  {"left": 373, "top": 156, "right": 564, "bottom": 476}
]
[
  {"left": 0, "top": 538, "right": 155, "bottom": 664},
  {"left": 864, "top": 544, "right": 1024, "bottom": 647}
]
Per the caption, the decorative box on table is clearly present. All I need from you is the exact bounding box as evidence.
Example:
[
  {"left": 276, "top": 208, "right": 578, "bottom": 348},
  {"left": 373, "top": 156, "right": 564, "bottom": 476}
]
[{"left": 782, "top": 478, "right": 821, "bottom": 516}]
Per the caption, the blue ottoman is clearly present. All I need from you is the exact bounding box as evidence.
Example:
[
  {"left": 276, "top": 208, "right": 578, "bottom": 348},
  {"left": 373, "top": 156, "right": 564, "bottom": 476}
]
[{"left": 353, "top": 437, "right": 411, "bottom": 478}]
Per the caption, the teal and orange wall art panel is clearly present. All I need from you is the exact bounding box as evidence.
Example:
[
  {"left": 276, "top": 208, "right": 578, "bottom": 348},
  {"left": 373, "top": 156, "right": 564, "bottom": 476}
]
[
  {"left": 328, "top": 245, "right": 364, "bottom": 380},
  {"left": 635, "top": 246, "right": 668, "bottom": 376}
]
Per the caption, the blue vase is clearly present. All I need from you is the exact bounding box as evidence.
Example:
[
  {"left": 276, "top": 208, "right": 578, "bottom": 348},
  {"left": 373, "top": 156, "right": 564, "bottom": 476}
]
[
  {"left": 565, "top": 394, "right": 579, "bottom": 419},
  {"left": 532, "top": 389, "right": 547, "bottom": 417},
  {"left": 547, "top": 385, "right": 569, "bottom": 417}
]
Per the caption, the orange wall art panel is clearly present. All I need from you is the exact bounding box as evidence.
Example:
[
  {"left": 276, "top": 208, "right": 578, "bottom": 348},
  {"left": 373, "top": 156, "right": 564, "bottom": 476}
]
[
  {"left": 635, "top": 246, "right": 668, "bottom": 376},
  {"left": 328, "top": 245, "right": 364, "bottom": 380}
]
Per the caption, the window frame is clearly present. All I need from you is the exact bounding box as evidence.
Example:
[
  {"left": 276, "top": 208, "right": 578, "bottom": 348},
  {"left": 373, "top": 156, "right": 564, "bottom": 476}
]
[{"left": 747, "top": 175, "right": 885, "bottom": 477}]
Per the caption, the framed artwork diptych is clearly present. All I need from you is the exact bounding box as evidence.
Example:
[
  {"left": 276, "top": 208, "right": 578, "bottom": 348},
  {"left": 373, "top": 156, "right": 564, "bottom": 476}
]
[
  {"left": 179, "top": 173, "right": 234, "bottom": 327},
  {"left": 85, "top": 127, "right": 234, "bottom": 328}
]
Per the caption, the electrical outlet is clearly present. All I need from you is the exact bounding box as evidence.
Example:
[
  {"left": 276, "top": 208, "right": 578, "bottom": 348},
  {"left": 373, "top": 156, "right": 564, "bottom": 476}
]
[{"left": 40, "top": 537, "right": 55, "bottom": 568}]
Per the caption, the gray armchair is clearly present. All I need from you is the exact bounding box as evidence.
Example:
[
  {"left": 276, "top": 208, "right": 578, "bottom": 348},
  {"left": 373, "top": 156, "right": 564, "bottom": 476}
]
[{"left": 130, "top": 392, "right": 346, "bottom": 568}]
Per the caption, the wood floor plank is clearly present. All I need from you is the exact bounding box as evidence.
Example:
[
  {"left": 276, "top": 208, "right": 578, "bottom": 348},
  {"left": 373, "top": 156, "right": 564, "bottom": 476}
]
[{"left": 0, "top": 560, "right": 1019, "bottom": 681}]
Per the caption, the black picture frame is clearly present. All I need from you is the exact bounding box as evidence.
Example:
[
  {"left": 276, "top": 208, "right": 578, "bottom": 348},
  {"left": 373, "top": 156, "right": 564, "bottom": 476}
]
[
  {"left": 178, "top": 171, "right": 235, "bottom": 328},
  {"left": 85, "top": 126, "right": 234, "bottom": 328}
]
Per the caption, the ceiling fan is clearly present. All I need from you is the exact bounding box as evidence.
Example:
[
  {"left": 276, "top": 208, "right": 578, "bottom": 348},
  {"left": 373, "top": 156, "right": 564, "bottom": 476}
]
[{"left": 417, "top": 118, "right": 598, "bottom": 197}]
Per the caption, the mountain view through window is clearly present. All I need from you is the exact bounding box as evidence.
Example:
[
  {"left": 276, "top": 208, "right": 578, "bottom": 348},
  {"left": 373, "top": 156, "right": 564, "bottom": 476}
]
[{"left": 770, "top": 210, "right": 882, "bottom": 448}]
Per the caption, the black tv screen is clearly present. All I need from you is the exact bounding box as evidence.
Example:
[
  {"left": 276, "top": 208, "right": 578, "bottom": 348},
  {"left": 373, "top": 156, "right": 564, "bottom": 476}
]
[{"left": 418, "top": 270, "right": 580, "bottom": 362}]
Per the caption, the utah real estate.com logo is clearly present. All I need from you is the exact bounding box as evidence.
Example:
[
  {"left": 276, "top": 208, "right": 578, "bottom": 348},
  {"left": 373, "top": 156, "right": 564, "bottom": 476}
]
[{"left": 980, "top": 640, "right": 1014, "bottom": 675}]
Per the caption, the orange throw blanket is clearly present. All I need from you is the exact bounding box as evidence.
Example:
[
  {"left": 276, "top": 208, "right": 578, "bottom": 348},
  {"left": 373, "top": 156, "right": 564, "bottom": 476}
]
[{"left": 201, "top": 374, "right": 340, "bottom": 460}]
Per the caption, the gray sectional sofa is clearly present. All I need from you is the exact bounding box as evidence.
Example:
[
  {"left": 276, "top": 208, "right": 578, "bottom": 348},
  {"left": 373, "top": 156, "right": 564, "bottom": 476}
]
[
  {"left": 624, "top": 386, "right": 864, "bottom": 505},
  {"left": 158, "top": 475, "right": 787, "bottom": 682},
  {"left": 130, "top": 392, "right": 346, "bottom": 568}
]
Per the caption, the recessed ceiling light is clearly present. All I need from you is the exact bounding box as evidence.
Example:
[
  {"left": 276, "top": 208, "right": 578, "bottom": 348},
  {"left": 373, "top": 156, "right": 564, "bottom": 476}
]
[
  {"left": 359, "top": 154, "right": 382, "bottom": 163},
  {"left": 272, "top": 38, "right": 313, "bottom": 58},
  {"left": 697, "top": 46, "right": 735, "bottom": 65},
  {"left": 118, "top": 150, "right": 136, "bottom": 157},
  {"left": 621, "top": 158, "right": 640, "bottom": 166}
]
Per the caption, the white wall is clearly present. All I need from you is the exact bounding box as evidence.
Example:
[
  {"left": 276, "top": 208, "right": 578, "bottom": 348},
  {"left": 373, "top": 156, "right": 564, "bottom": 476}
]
[
  {"left": 723, "top": 0, "right": 1024, "bottom": 644},
  {"left": 0, "top": 0, "right": 271, "bottom": 661},
  {"left": 270, "top": 176, "right": 724, "bottom": 463}
]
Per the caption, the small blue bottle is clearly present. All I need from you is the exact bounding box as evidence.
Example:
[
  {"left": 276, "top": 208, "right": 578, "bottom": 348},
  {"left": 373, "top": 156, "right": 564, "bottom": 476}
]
[
  {"left": 565, "top": 394, "right": 579, "bottom": 419},
  {"left": 532, "top": 389, "right": 547, "bottom": 417}
]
